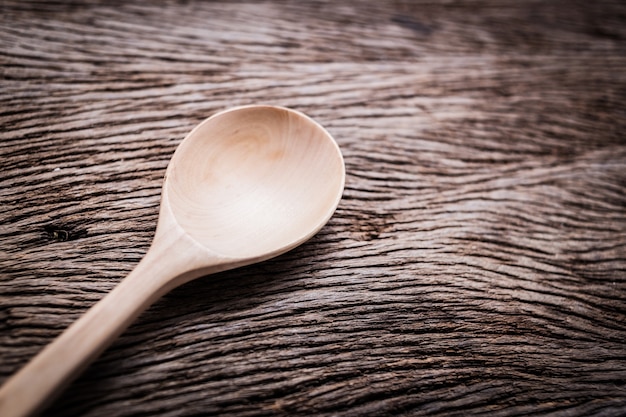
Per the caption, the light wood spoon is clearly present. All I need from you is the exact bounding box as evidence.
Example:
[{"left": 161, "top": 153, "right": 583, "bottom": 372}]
[{"left": 0, "top": 105, "right": 345, "bottom": 417}]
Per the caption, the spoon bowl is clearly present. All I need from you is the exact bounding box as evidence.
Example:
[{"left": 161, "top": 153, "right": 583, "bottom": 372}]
[
  {"left": 0, "top": 105, "right": 345, "bottom": 417},
  {"left": 166, "top": 105, "right": 344, "bottom": 259}
]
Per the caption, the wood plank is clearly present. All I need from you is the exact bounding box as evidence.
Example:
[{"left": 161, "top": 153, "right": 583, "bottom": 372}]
[{"left": 1, "top": 1, "right": 625, "bottom": 415}]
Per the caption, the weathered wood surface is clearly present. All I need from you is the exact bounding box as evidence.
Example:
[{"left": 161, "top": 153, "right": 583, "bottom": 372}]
[{"left": 1, "top": 1, "right": 625, "bottom": 416}]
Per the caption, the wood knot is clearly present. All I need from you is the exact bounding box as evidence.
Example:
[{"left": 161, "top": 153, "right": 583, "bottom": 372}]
[
  {"left": 43, "top": 224, "right": 87, "bottom": 242},
  {"left": 352, "top": 209, "right": 396, "bottom": 241}
]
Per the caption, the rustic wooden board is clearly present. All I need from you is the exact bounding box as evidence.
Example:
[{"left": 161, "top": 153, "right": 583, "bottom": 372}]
[{"left": 1, "top": 1, "right": 625, "bottom": 416}]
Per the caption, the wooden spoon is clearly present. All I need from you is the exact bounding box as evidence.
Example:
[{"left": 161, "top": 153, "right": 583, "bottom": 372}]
[{"left": 0, "top": 105, "right": 345, "bottom": 417}]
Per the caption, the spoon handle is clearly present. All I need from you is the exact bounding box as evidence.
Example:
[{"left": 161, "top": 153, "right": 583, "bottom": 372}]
[{"left": 0, "top": 237, "right": 207, "bottom": 417}]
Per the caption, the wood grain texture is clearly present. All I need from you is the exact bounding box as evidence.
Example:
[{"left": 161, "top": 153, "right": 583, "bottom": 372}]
[{"left": 1, "top": 0, "right": 625, "bottom": 416}]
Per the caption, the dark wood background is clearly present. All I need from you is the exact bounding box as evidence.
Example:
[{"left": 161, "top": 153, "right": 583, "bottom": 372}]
[{"left": 1, "top": 1, "right": 625, "bottom": 415}]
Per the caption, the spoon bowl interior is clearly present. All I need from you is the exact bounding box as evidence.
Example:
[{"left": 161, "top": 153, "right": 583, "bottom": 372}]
[{"left": 165, "top": 105, "right": 345, "bottom": 259}]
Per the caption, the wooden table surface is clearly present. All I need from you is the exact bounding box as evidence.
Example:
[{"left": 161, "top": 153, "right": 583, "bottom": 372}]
[{"left": 1, "top": 1, "right": 626, "bottom": 416}]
